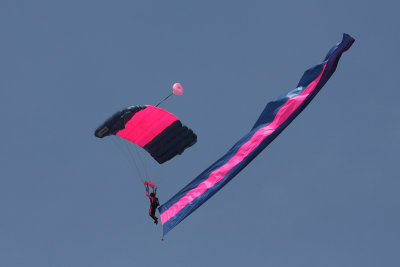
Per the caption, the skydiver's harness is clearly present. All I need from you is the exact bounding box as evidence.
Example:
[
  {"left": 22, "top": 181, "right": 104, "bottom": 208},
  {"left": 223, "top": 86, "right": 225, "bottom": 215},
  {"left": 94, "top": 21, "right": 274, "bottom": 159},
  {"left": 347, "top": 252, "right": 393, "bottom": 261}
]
[
  {"left": 145, "top": 181, "right": 159, "bottom": 224},
  {"left": 146, "top": 186, "right": 158, "bottom": 206}
]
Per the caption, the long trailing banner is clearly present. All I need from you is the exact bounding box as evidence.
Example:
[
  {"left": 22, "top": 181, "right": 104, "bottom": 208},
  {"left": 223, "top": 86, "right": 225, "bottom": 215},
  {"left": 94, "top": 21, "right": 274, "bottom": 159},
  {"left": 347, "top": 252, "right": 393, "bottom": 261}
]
[{"left": 159, "top": 34, "right": 355, "bottom": 236}]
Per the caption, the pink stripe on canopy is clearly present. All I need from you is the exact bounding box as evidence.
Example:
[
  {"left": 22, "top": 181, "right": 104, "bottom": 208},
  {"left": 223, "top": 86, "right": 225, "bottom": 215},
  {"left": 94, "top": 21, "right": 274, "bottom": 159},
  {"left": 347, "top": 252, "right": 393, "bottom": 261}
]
[{"left": 116, "top": 105, "right": 178, "bottom": 147}]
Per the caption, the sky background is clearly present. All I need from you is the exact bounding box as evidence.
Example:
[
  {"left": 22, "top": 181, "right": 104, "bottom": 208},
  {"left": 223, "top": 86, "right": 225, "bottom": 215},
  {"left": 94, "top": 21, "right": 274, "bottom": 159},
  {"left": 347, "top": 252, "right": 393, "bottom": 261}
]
[{"left": 1, "top": 0, "right": 399, "bottom": 266}]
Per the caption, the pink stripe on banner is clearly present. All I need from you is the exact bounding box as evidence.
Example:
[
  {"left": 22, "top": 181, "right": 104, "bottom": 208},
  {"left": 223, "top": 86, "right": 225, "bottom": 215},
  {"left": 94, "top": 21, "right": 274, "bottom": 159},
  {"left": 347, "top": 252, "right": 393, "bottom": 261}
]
[
  {"left": 161, "top": 64, "right": 327, "bottom": 224},
  {"left": 116, "top": 105, "right": 178, "bottom": 147}
]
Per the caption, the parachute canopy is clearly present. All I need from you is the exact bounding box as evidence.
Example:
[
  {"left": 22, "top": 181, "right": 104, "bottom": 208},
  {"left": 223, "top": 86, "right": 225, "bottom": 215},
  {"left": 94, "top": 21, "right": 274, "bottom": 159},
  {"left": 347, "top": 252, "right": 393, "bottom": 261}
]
[
  {"left": 159, "top": 33, "right": 355, "bottom": 236},
  {"left": 95, "top": 105, "right": 197, "bottom": 164}
]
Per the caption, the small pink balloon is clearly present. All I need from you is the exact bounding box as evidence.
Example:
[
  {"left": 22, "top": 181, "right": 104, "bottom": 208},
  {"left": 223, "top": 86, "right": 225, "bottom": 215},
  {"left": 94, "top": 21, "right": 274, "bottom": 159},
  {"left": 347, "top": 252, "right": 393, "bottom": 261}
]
[{"left": 172, "top": 83, "right": 183, "bottom": 95}]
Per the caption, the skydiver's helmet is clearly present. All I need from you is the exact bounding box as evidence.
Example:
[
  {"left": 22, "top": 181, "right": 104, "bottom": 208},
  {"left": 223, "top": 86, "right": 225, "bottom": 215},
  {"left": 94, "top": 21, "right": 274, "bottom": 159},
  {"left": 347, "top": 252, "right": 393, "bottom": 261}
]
[{"left": 150, "top": 192, "right": 156, "bottom": 198}]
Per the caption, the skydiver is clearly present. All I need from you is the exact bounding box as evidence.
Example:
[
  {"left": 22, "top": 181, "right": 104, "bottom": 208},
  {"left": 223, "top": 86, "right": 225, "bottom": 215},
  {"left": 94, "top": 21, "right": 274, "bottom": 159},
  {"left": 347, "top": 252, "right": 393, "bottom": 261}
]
[{"left": 146, "top": 184, "right": 160, "bottom": 224}]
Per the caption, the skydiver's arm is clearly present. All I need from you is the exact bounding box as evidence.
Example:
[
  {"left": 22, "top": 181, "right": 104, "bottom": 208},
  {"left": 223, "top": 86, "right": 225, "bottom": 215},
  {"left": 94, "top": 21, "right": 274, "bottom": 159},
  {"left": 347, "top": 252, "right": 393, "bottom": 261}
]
[
  {"left": 145, "top": 185, "right": 153, "bottom": 200},
  {"left": 146, "top": 191, "right": 154, "bottom": 202}
]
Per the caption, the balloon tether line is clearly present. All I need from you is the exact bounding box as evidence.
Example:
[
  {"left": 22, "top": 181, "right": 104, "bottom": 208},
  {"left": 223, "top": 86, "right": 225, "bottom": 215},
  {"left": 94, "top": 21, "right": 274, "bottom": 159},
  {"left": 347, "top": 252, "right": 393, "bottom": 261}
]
[{"left": 156, "top": 93, "right": 173, "bottom": 107}]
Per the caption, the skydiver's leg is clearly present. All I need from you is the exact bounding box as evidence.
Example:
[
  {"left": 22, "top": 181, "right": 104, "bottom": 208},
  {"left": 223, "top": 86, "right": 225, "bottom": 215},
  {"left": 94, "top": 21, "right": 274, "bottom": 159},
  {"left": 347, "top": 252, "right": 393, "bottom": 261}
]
[{"left": 150, "top": 205, "right": 158, "bottom": 224}]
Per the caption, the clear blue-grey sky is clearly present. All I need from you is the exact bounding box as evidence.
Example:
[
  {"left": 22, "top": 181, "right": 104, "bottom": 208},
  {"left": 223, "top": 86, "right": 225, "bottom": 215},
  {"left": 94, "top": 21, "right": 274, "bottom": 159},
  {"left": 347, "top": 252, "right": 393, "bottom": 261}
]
[{"left": 1, "top": 1, "right": 399, "bottom": 266}]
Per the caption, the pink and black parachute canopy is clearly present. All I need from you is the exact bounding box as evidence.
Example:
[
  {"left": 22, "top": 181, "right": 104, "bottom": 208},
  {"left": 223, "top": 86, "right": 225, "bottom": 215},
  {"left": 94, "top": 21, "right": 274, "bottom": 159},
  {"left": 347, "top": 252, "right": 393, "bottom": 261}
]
[{"left": 94, "top": 105, "right": 197, "bottom": 164}]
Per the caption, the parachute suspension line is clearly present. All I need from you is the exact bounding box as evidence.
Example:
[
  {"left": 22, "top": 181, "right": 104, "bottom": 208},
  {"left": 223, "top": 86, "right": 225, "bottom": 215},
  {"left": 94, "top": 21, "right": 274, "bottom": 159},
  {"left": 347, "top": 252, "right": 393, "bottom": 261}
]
[
  {"left": 145, "top": 151, "right": 158, "bottom": 189},
  {"left": 155, "top": 93, "right": 173, "bottom": 107},
  {"left": 150, "top": 151, "right": 158, "bottom": 184},
  {"left": 117, "top": 138, "right": 143, "bottom": 181},
  {"left": 135, "top": 144, "right": 161, "bottom": 188},
  {"left": 111, "top": 138, "right": 135, "bottom": 175},
  {"left": 112, "top": 138, "right": 145, "bottom": 184},
  {"left": 133, "top": 144, "right": 149, "bottom": 180},
  {"left": 123, "top": 141, "right": 146, "bottom": 184}
]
